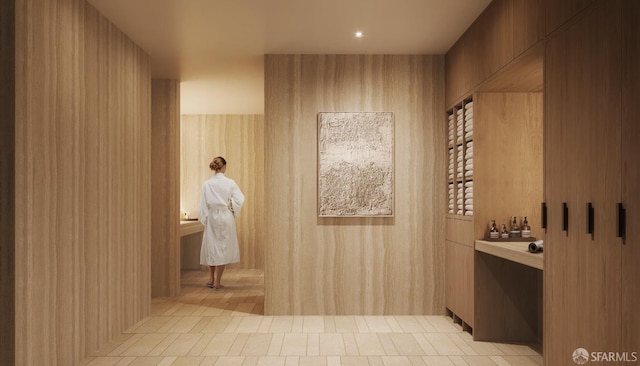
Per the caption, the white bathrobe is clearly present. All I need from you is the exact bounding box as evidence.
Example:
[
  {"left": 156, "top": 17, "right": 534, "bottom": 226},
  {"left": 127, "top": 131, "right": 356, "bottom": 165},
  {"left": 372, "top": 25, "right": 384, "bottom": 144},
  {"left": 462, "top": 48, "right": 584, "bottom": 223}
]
[{"left": 198, "top": 173, "right": 245, "bottom": 266}]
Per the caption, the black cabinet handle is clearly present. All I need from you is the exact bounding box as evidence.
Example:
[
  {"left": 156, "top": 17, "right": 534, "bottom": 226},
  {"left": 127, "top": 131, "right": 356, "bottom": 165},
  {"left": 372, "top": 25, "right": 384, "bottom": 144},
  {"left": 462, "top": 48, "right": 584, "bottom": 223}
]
[
  {"left": 563, "top": 202, "right": 569, "bottom": 232},
  {"left": 541, "top": 202, "right": 547, "bottom": 229},
  {"left": 587, "top": 202, "right": 594, "bottom": 236},
  {"left": 617, "top": 202, "right": 626, "bottom": 238}
]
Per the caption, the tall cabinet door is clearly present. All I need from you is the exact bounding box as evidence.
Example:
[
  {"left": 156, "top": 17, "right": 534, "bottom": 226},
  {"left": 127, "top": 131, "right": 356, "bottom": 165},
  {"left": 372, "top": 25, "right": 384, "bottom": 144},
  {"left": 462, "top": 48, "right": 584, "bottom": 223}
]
[
  {"left": 621, "top": 0, "right": 640, "bottom": 355},
  {"left": 544, "top": 1, "right": 623, "bottom": 364}
]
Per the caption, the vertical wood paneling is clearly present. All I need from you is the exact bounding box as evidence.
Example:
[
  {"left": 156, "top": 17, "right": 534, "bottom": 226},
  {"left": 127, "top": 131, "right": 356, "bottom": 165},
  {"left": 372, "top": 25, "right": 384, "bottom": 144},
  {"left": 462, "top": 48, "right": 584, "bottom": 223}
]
[
  {"left": 621, "top": 0, "right": 640, "bottom": 356},
  {"left": 0, "top": 0, "right": 15, "bottom": 363},
  {"left": 544, "top": 2, "right": 623, "bottom": 364},
  {"left": 545, "top": 0, "right": 594, "bottom": 35},
  {"left": 445, "top": 0, "right": 514, "bottom": 107},
  {"left": 474, "top": 93, "right": 543, "bottom": 241},
  {"left": 264, "top": 55, "right": 445, "bottom": 315},
  {"left": 513, "top": 0, "right": 544, "bottom": 57},
  {"left": 15, "top": 0, "right": 151, "bottom": 364},
  {"left": 151, "top": 80, "right": 181, "bottom": 297},
  {"left": 181, "top": 114, "right": 265, "bottom": 270}
]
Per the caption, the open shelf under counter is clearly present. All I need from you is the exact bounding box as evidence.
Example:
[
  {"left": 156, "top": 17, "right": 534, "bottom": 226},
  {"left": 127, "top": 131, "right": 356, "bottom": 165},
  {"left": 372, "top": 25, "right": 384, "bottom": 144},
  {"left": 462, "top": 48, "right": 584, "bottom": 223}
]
[{"left": 474, "top": 240, "right": 543, "bottom": 270}]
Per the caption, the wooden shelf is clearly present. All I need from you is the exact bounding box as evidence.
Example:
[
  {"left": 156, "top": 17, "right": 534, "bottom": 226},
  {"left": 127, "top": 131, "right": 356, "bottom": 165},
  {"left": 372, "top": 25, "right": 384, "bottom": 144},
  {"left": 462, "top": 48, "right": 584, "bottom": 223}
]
[{"left": 475, "top": 240, "right": 543, "bottom": 270}]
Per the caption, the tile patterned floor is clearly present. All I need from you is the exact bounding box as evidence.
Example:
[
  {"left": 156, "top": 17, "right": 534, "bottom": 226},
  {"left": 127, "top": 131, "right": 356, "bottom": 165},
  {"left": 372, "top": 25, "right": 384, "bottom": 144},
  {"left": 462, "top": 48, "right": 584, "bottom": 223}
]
[{"left": 81, "top": 269, "right": 542, "bottom": 366}]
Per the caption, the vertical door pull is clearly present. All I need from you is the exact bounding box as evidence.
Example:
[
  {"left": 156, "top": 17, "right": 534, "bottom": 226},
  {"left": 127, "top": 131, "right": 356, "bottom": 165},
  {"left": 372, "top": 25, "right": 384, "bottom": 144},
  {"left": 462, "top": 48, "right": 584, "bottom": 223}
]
[
  {"left": 587, "top": 203, "right": 594, "bottom": 236},
  {"left": 563, "top": 202, "right": 569, "bottom": 232},
  {"left": 617, "top": 203, "right": 626, "bottom": 238},
  {"left": 541, "top": 202, "right": 547, "bottom": 229}
]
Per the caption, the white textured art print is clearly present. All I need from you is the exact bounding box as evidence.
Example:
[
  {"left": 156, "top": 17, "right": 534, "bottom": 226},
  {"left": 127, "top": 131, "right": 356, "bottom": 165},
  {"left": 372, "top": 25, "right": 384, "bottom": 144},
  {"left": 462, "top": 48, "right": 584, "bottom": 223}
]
[{"left": 318, "top": 112, "right": 394, "bottom": 217}]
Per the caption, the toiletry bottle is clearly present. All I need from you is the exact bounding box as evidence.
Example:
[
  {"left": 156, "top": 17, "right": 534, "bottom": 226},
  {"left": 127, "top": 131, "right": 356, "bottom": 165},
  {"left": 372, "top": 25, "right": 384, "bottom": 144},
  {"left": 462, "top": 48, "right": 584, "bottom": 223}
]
[
  {"left": 521, "top": 216, "right": 531, "bottom": 238},
  {"left": 509, "top": 216, "right": 521, "bottom": 238},
  {"left": 501, "top": 224, "right": 509, "bottom": 239},
  {"left": 489, "top": 220, "right": 499, "bottom": 239}
]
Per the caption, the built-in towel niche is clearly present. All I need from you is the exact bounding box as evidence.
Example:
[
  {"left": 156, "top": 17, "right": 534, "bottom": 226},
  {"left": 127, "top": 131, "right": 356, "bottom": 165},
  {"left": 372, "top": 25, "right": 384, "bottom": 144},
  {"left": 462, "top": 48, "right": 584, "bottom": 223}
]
[{"left": 447, "top": 98, "right": 473, "bottom": 216}]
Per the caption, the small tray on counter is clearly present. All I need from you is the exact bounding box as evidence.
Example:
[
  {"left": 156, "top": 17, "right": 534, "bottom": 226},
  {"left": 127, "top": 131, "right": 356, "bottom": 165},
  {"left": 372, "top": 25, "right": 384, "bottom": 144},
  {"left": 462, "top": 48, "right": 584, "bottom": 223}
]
[{"left": 483, "top": 237, "right": 537, "bottom": 242}]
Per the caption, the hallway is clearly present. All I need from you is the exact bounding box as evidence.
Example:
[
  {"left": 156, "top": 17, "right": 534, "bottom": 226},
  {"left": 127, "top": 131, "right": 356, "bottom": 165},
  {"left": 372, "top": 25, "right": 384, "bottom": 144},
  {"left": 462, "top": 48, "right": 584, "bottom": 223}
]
[{"left": 81, "top": 269, "right": 541, "bottom": 366}]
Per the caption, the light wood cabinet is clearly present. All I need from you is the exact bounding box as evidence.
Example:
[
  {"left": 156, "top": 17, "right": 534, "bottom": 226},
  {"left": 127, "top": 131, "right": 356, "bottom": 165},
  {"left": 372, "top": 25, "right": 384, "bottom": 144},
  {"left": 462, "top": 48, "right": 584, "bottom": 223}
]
[
  {"left": 445, "top": 92, "right": 543, "bottom": 333},
  {"left": 544, "top": 1, "right": 639, "bottom": 364}
]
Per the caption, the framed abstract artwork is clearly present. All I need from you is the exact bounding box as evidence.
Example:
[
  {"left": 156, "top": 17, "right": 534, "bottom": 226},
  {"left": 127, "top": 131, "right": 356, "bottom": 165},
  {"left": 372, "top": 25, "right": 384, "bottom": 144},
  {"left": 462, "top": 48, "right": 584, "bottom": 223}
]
[{"left": 317, "top": 112, "right": 394, "bottom": 217}]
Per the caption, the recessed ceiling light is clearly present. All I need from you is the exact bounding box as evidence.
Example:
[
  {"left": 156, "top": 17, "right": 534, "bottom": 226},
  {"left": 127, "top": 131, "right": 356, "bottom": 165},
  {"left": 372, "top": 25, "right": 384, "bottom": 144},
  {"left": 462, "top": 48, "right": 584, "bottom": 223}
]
[{"left": 354, "top": 31, "right": 364, "bottom": 38}]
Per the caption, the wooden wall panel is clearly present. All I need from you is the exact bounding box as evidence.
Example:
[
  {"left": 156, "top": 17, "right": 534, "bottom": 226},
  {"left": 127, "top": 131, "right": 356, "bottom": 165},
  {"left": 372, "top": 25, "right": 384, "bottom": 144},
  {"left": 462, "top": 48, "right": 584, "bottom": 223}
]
[
  {"left": 474, "top": 93, "right": 543, "bottom": 241},
  {"left": 545, "top": 0, "right": 594, "bottom": 35},
  {"left": 14, "top": 1, "right": 151, "bottom": 364},
  {"left": 0, "top": 0, "right": 15, "bottom": 362},
  {"left": 264, "top": 55, "right": 446, "bottom": 315},
  {"left": 151, "top": 80, "right": 181, "bottom": 297},
  {"left": 513, "top": 0, "right": 544, "bottom": 57},
  {"left": 181, "top": 114, "right": 265, "bottom": 270},
  {"left": 621, "top": 0, "right": 639, "bottom": 357},
  {"left": 446, "top": 0, "right": 514, "bottom": 107}
]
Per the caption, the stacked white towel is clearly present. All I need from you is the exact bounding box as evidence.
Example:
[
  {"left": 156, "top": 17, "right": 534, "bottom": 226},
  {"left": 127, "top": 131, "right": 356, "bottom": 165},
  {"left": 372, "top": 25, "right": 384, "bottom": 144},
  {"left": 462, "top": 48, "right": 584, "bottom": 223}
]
[
  {"left": 448, "top": 183, "right": 454, "bottom": 214},
  {"left": 464, "top": 211, "right": 473, "bottom": 216},
  {"left": 464, "top": 101, "right": 473, "bottom": 110},
  {"left": 465, "top": 169, "right": 473, "bottom": 177},
  {"left": 465, "top": 181, "right": 474, "bottom": 187},
  {"left": 465, "top": 192, "right": 473, "bottom": 199}
]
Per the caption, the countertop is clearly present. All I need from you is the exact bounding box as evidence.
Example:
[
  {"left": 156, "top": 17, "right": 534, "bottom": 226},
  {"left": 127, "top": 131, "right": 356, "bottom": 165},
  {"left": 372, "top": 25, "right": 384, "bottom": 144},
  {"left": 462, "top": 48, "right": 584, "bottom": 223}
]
[
  {"left": 180, "top": 220, "right": 204, "bottom": 237},
  {"left": 475, "top": 240, "right": 543, "bottom": 271}
]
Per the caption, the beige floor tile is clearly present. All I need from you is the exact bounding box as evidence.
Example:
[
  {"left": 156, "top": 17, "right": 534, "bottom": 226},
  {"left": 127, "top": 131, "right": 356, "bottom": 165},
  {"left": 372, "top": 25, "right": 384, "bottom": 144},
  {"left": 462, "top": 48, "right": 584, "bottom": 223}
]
[
  {"left": 354, "top": 318, "right": 371, "bottom": 333},
  {"left": 299, "top": 356, "right": 328, "bottom": 366},
  {"left": 303, "top": 316, "right": 326, "bottom": 333},
  {"left": 214, "top": 356, "right": 246, "bottom": 366},
  {"left": 381, "top": 356, "right": 412, "bottom": 366},
  {"left": 255, "top": 356, "right": 286, "bottom": 366},
  {"left": 447, "top": 355, "right": 470, "bottom": 366},
  {"left": 319, "top": 333, "right": 347, "bottom": 356},
  {"left": 364, "top": 317, "right": 392, "bottom": 333},
  {"left": 171, "top": 356, "right": 205, "bottom": 366},
  {"left": 447, "top": 334, "right": 478, "bottom": 356},
  {"left": 227, "top": 334, "right": 251, "bottom": 356},
  {"left": 388, "top": 334, "right": 424, "bottom": 356},
  {"left": 236, "top": 316, "right": 264, "bottom": 333},
  {"left": 384, "top": 317, "right": 404, "bottom": 333},
  {"left": 394, "top": 317, "right": 427, "bottom": 333},
  {"left": 421, "top": 355, "right": 455, "bottom": 365},
  {"left": 354, "top": 334, "right": 386, "bottom": 356},
  {"left": 127, "top": 357, "right": 169, "bottom": 366},
  {"left": 86, "top": 270, "right": 546, "bottom": 366},
  {"left": 85, "top": 357, "right": 132, "bottom": 366},
  {"left": 281, "top": 333, "right": 309, "bottom": 356},
  {"left": 121, "top": 334, "right": 172, "bottom": 357},
  {"left": 376, "top": 334, "right": 399, "bottom": 356},
  {"left": 407, "top": 356, "right": 427, "bottom": 366},
  {"left": 334, "top": 317, "right": 359, "bottom": 333},
  {"left": 202, "top": 317, "right": 234, "bottom": 333},
  {"left": 189, "top": 334, "right": 216, "bottom": 356},
  {"left": 148, "top": 333, "right": 179, "bottom": 356},
  {"left": 270, "top": 317, "right": 294, "bottom": 333},
  {"left": 412, "top": 334, "right": 438, "bottom": 356},
  {"left": 307, "top": 333, "right": 320, "bottom": 356},
  {"left": 241, "top": 334, "right": 274, "bottom": 356},
  {"left": 494, "top": 356, "right": 540, "bottom": 366},
  {"left": 340, "top": 356, "right": 371, "bottom": 366},
  {"left": 109, "top": 334, "right": 146, "bottom": 356},
  {"left": 424, "top": 334, "right": 465, "bottom": 356},
  {"left": 258, "top": 317, "right": 274, "bottom": 333},
  {"left": 460, "top": 356, "right": 497, "bottom": 365},
  {"left": 162, "top": 333, "right": 203, "bottom": 356},
  {"left": 267, "top": 333, "right": 285, "bottom": 356},
  {"left": 201, "top": 333, "right": 239, "bottom": 356},
  {"left": 342, "top": 334, "right": 360, "bottom": 356}
]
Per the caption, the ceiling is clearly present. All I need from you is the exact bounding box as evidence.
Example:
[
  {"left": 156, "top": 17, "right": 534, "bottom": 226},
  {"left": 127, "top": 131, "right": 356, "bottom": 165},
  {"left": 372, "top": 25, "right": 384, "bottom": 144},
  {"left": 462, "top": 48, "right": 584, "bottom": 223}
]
[{"left": 86, "top": 0, "right": 491, "bottom": 114}]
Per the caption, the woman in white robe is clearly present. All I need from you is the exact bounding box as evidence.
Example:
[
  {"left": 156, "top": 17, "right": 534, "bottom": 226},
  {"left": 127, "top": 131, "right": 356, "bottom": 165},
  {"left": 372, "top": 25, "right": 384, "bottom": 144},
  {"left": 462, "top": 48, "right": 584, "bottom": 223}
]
[{"left": 198, "top": 157, "right": 245, "bottom": 290}]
